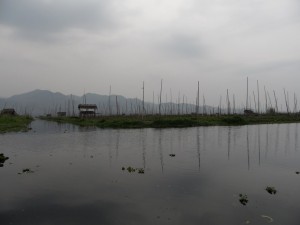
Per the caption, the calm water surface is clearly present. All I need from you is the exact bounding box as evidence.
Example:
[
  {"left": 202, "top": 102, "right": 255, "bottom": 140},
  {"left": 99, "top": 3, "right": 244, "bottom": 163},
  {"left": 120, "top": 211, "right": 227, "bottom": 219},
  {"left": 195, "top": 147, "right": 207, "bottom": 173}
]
[{"left": 0, "top": 120, "right": 300, "bottom": 225}]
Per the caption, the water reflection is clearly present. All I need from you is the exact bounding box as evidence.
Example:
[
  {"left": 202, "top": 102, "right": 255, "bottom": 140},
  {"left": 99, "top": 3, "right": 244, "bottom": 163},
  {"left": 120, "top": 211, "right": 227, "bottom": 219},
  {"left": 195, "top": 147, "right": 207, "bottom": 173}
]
[
  {"left": 295, "top": 123, "right": 299, "bottom": 152},
  {"left": 196, "top": 127, "right": 201, "bottom": 171},
  {"left": 258, "top": 125, "right": 261, "bottom": 165},
  {"left": 247, "top": 126, "right": 250, "bottom": 170},
  {"left": 227, "top": 127, "right": 231, "bottom": 160},
  {"left": 1, "top": 120, "right": 300, "bottom": 225}
]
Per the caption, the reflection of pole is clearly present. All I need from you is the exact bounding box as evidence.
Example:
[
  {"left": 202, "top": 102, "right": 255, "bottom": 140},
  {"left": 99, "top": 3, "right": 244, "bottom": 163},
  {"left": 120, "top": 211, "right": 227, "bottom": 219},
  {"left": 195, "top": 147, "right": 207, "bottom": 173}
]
[
  {"left": 295, "top": 124, "right": 298, "bottom": 153},
  {"left": 196, "top": 128, "right": 201, "bottom": 171},
  {"left": 108, "top": 130, "right": 112, "bottom": 167},
  {"left": 258, "top": 126, "right": 261, "bottom": 166},
  {"left": 202, "top": 127, "right": 207, "bottom": 152},
  {"left": 275, "top": 124, "right": 279, "bottom": 155},
  {"left": 142, "top": 81, "right": 145, "bottom": 117},
  {"left": 247, "top": 126, "right": 250, "bottom": 170},
  {"left": 142, "top": 130, "right": 146, "bottom": 169},
  {"left": 159, "top": 130, "right": 164, "bottom": 173},
  {"left": 115, "top": 130, "right": 120, "bottom": 159},
  {"left": 228, "top": 127, "right": 231, "bottom": 160},
  {"left": 265, "top": 125, "right": 269, "bottom": 159},
  {"left": 285, "top": 124, "right": 290, "bottom": 155}
]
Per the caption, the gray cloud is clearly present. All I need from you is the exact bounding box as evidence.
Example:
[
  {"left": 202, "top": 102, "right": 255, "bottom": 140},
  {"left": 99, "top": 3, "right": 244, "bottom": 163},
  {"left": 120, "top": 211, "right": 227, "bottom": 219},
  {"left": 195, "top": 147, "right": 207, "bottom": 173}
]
[
  {"left": 0, "top": 0, "right": 117, "bottom": 40},
  {"left": 0, "top": 0, "right": 299, "bottom": 107},
  {"left": 161, "top": 34, "right": 205, "bottom": 58}
]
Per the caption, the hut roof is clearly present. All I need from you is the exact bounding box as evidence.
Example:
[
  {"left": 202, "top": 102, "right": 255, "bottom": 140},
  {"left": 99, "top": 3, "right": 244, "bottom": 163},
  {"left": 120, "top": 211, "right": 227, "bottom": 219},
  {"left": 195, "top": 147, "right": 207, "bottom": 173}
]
[{"left": 78, "top": 104, "right": 98, "bottom": 110}]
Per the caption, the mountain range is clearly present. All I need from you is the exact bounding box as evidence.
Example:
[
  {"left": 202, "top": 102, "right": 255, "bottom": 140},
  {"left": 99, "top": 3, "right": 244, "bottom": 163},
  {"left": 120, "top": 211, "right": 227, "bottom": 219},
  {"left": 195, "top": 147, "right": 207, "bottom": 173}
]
[{"left": 0, "top": 89, "right": 217, "bottom": 116}]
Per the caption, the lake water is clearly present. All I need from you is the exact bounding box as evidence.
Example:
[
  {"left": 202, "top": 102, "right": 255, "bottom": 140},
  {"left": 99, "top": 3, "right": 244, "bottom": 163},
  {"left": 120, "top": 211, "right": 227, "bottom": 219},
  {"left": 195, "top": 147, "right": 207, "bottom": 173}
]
[{"left": 0, "top": 120, "right": 300, "bottom": 225}]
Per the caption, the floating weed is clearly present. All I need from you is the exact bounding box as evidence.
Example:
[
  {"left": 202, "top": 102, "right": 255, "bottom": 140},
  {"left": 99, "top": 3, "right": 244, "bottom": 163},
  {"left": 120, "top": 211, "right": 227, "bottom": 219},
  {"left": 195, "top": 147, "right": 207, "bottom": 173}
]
[
  {"left": 122, "top": 166, "right": 145, "bottom": 174},
  {"left": 18, "top": 168, "right": 34, "bottom": 174},
  {"left": 127, "top": 166, "right": 136, "bottom": 173},
  {"left": 169, "top": 154, "right": 176, "bottom": 157},
  {"left": 0, "top": 153, "right": 9, "bottom": 167},
  {"left": 138, "top": 168, "right": 145, "bottom": 174},
  {"left": 266, "top": 186, "right": 277, "bottom": 195},
  {"left": 239, "top": 194, "right": 248, "bottom": 206}
]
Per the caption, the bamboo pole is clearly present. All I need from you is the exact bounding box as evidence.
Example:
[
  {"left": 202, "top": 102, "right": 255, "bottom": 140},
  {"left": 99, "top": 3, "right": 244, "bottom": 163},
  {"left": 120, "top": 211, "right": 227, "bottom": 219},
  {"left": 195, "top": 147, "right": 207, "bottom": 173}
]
[
  {"left": 257, "top": 80, "right": 260, "bottom": 114},
  {"left": 159, "top": 79, "right": 163, "bottom": 115},
  {"left": 253, "top": 91, "right": 257, "bottom": 113},
  {"left": 273, "top": 90, "right": 278, "bottom": 113},
  {"left": 197, "top": 81, "right": 200, "bottom": 115},
  {"left": 264, "top": 86, "right": 268, "bottom": 113},
  {"left": 283, "top": 88, "right": 290, "bottom": 114},
  {"left": 246, "top": 77, "right": 249, "bottom": 109}
]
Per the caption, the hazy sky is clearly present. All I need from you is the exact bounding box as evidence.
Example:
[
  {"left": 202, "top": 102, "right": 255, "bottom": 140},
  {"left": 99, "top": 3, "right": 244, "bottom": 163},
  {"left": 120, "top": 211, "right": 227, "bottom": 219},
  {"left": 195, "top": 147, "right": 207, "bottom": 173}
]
[{"left": 0, "top": 0, "right": 299, "bottom": 107}]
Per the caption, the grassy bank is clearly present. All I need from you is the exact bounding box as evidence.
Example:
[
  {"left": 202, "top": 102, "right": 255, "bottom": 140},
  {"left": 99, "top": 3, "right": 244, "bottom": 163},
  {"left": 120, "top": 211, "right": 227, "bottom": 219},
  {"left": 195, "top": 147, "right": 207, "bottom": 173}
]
[
  {"left": 40, "top": 114, "right": 300, "bottom": 129},
  {"left": 0, "top": 115, "right": 33, "bottom": 133}
]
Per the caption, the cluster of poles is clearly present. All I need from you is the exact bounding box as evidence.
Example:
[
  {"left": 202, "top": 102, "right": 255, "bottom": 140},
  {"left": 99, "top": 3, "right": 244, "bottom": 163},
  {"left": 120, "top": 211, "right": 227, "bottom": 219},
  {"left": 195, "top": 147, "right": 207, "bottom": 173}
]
[{"left": 44, "top": 77, "right": 298, "bottom": 116}]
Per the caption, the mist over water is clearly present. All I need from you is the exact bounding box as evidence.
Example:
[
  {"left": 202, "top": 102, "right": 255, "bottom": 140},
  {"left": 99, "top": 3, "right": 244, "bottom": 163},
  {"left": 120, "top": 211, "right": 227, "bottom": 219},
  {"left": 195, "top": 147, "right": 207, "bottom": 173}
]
[{"left": 0, "top": 120, "right": 299, "bottom": 225}]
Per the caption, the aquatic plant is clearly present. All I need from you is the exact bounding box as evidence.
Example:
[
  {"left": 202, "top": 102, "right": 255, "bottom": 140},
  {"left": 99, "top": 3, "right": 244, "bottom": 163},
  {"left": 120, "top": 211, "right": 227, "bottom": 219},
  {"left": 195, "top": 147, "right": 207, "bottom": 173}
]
[
  {"left": 138, "top": 168, "right": 145, "bottom": 174},
  {"left": 127, "top": 166, "right": 136, "bottom": 173},
  {"left": 239, "top": 194, "right": 248, "bottom": 206},
  {"left": 0, "top": 115, "right": 33, "bottom": 133},
  {"left": 40, "top": 114, "right": 300, "bottom": 129},
  {"left": 265, "top": 186, "right": 277, "bottom": 195},
  {"left": 0, "top": 153, "right": 9, "bottom": 167},
  {"left": 18, "top": 168, "right": 34, "bottom": 174},
  {"left": 122, "top": 166, "right": 145, "bottom": 174},
  {"left": 222, "top": 116, "right": 246, "bottom": 125}
]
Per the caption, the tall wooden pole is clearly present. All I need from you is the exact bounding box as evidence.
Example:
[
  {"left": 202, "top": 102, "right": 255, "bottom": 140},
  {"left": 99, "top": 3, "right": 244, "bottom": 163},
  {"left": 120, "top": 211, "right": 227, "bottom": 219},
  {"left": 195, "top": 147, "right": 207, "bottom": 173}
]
[
  {"left": 246, "top": 77, "right": 249, "bottom": 110},
  {"left": 142, "top": 81, "right": 145, "bottom": 116},
  {"left": 159, "top": 79, "right": 163, "bottom": 115},
  {"left": 257, "top": 80, "right": 260, "bottom": 114},
  {"left": 273, "top": 90, "right": 278, "bottom": 113},
  {"left": 197, "top": 81, "right": 200, "bottom": 115}
]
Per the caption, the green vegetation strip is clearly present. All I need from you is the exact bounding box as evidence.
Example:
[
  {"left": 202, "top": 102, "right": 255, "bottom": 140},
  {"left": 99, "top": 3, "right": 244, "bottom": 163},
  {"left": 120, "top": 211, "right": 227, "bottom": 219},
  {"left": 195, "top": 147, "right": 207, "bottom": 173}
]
[
  {"left": 0, "top": 115, "right": 33, "bottom": 133},
  {"left": 40, "top": 114, "right": 300, "bottom": 129}
]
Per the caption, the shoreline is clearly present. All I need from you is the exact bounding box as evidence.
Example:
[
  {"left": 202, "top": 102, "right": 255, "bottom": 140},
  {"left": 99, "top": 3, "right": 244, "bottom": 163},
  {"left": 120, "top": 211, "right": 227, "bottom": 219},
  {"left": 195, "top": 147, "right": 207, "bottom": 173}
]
[{"left": 39, "top": 114, "right": 300, "bottom": 129}]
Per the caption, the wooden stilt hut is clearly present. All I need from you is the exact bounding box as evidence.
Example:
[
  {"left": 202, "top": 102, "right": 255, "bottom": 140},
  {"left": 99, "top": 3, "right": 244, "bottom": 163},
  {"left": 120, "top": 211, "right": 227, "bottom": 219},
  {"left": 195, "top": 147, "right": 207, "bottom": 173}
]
[{"left": 78, "top": 104, "right": 97, "bottom": 117}]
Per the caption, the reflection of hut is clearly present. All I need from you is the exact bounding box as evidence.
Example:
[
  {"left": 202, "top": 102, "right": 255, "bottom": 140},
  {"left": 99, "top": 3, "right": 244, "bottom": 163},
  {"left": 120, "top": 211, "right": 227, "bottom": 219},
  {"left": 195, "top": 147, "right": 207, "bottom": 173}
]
[
  {"left": 57, "top": 112, "right": 66, "bottom": 117},
  {"left": 1, "top": 108, "right": 17, "bottom": 116},
  {"left": 78, "top": 104, "right": 97, "bottom": 117}
]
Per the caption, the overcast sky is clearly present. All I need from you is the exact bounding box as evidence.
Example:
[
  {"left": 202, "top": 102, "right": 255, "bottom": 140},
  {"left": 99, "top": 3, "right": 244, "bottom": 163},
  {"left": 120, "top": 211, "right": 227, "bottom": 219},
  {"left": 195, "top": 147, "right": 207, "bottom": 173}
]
[{"left": 0, "top": 0, "right": 299, "bottom": 108}]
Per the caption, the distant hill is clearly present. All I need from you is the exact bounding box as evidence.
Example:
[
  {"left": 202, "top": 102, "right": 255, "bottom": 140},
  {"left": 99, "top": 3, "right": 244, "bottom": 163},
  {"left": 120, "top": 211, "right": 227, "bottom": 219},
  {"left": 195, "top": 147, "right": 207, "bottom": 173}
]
[{"left": 0, "top": 89, "right": 218, "bottom": 116}]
